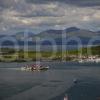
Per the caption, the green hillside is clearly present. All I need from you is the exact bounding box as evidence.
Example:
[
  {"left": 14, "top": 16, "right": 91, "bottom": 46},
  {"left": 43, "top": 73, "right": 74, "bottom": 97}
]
[{"left": 0, "top": 46, "right": 100, "bottom": 62}]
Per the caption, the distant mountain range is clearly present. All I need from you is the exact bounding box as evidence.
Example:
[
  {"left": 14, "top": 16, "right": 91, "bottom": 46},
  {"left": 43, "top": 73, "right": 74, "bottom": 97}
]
[{"left": 0, "top": 27, "right": 100, "bottom": 46}]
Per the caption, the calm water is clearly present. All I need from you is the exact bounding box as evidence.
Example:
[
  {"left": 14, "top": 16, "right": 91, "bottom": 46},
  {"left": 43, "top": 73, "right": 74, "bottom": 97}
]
[{"left": 0, "top": 62, "right": 100, "bottom": 100}]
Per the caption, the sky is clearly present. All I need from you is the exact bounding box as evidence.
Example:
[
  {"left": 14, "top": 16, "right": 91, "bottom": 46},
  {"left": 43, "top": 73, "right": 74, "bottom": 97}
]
[{"left": 0, "top": 0, "right": 100, "bottom": 34}]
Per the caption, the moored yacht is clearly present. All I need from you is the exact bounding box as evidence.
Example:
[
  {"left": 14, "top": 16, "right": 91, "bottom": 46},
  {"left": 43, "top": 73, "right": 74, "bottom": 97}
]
[{"left": 78, "top": 56, "right": 100, "bottom": 63}]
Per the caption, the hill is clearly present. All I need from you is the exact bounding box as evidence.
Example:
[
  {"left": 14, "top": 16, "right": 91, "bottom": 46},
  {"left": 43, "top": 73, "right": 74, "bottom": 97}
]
[{"left": 0, "top": 27, "right": 100, "bottom": 47}]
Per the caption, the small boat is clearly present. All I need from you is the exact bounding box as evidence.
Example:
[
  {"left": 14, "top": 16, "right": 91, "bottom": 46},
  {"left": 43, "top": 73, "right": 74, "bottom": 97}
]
[
  {"left": 21, "top": 64, "right": 49, "bottom": 71},
  {"left": 64, "top": 94, "right": 69, "bottom": 100}
]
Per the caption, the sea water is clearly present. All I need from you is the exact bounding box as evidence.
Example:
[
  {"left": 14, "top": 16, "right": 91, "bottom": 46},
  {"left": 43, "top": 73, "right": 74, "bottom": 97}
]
[{"left": 0, "top": 62, "right": 100, "bottom": 100}]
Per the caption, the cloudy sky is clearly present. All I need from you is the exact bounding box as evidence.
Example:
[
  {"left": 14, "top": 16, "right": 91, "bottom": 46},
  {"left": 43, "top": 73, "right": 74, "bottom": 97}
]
[{"left": 0, "top": 0, "right": 100, "bottom": 34}]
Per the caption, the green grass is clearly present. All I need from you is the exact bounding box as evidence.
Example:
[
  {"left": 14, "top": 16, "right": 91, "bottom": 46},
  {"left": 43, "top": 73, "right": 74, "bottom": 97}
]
[{"left": 0, "top": 46, "right": 100, "bottom": 62}]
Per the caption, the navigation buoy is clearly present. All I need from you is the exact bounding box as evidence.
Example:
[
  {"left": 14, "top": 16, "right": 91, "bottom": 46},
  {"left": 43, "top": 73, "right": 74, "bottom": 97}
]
[{"left": 73, "top": 78, "right": 78, "bottom": 84}]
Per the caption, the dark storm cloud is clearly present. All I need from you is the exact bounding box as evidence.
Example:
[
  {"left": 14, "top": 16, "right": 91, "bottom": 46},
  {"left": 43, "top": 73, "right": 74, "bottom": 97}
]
[
  {"left": 1, "top": 0, "right": 100, "bottom": 34},
  {"left": 26, "top": 0, "right": 100, "bottom": 7},
  {"left": 19, "top": 13, "right": 63, "bottom": 17},
  {"left": 18, "top": 9, "right": 64, "bottom": 18},
  {"left": 0, "top": 0, "right": 17, "bottom": 8}
]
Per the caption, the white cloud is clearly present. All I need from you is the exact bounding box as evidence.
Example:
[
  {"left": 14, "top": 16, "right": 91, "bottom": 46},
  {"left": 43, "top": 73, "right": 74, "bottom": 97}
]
[
  {"left": 93, "top": 11, "right": 100, "bottom": 19},
  {"left": 82, "top": 16, "right": 90, "bottom": 21},
  {"left": 0, "top": 0, "right": 100, "bottom": 34}
]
